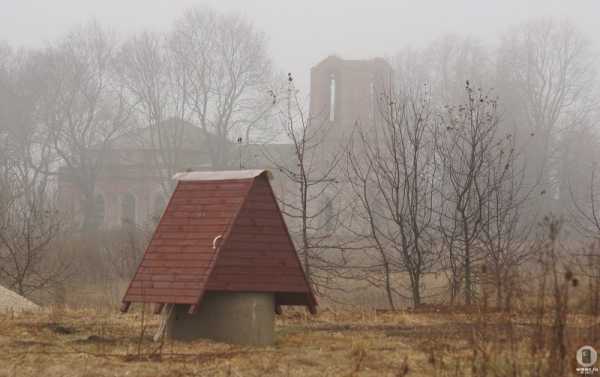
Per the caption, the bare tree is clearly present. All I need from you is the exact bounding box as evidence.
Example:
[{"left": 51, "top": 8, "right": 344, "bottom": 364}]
[
  {"left": 0, "top": 181, "right": 67, "bottom": 296},
  {"left": 436, "top": 83, "right": 509, "bottom": 305},
  {"left": 394, "top": 35, "right": 492, "bottom": 110},
  {"left": 424, "top": 35, "right": 491, "bottom": 106},
  {"left": 117, "top": 8, "right": 274, "bottom": 197},
  {"left": 497, "top": 19, "right": 598, "bottom": 211},
  {"left": 40, "top": 22, "right": 133, "bottom": 233},
  {"left": 100, "top": 225, "right": 151, "bottom": 280},
  {"left": 0, "top": 47, "right": 68, "bottom": 295},
  {"left": 346, "top": 84, "right": 439, "bottom": 308},
  {"left": 478, "top": 131, "right": 533, "bottom": 309},
  {"left": 171, "top": 7, "right": 274, "bottom": 168},
  {"left": 570, "top": 158, "right": 600, "bottom": 319},
  {"left": 116, "top": 31, "right": 192, "bottom": 196},
  {"left": 266, "top": 74, "right": 341, "bottom": 292}
]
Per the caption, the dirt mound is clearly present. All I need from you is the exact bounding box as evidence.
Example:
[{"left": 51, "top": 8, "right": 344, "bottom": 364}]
[{"left": 0, "top": 285, "right": 39, "bottom": 312}]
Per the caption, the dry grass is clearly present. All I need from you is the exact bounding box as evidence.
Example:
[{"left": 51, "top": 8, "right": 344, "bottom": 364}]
[{"left": 0, "top": 305, "right": 596, "bottom": 377}]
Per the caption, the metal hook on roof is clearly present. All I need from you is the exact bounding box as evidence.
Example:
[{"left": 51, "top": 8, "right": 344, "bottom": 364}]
[{"left": 213, "top": 235, "right": 223, "bottom": 250}]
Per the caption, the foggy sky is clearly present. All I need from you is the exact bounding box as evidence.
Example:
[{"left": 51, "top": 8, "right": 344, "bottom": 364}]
[{"left": 1, "top": 0, "right": 598, "bottom": 91}]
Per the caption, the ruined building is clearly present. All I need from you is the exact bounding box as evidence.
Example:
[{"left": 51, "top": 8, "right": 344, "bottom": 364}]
[
  {"left": 309, "top": 55, "right": 394, "bottom": 144},
  {"left": 57, "top": 56, "right": 393, "bottom": 231},
  {"left": 57, "top": 119, "right": 293, "bottom": 230}
]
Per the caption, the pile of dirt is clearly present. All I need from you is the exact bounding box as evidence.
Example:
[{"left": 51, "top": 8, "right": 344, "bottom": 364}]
[{"left": 0, "top": 285, "right": 39, "bottom": 312}]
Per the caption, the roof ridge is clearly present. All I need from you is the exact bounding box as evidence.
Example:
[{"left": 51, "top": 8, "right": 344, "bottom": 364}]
[{"left": 172, "top": 170, "right": 271, "bottom": 182}]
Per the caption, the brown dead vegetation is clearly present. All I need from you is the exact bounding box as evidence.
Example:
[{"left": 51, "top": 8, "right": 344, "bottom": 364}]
[{"left": 0, "top": 305, "right": 597, "bottom": 377}]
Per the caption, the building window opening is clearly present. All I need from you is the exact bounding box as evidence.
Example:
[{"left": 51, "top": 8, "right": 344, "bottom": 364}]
[
  {"left": 369, "top": 80, "right": 375, "bottom": 121},
  {"left": 121, "top": 192, "right": 136, "bottom": 226},
  {"left": 329, "top": 74, "right": 336, "bottom": 122},
  {"left": 92, "top": 194, "right": 105, "bottom": 228}
]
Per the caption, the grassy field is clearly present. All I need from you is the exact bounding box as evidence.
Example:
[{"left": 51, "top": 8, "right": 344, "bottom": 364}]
[{"left": 0, "top": 305, "right": 596, "bottom": 377}]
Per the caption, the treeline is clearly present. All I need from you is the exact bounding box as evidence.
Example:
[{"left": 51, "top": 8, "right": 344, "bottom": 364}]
[
  {"left": 1, "top": 11, "right": 599, "bottom": 310},
  {"left": 0, "top": 7, "right": 274, "bottom": 299},
  {"left": 277, "top": 19, "right": 600, "bottom": 309}
]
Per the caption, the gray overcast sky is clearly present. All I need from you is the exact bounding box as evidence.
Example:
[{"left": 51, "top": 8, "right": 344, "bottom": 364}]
[{"left": 1, "top": 0, "right": 598, "bottom": 90}]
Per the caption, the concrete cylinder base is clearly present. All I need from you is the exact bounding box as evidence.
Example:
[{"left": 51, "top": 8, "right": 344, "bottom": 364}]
[{"left": 165, "top": 292, "right": 275, "bottom": 346}]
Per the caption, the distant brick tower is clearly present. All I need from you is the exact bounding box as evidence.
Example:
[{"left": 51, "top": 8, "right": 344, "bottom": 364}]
[{"left": 309, "top": 55, "right": 393, "bottom": 143}]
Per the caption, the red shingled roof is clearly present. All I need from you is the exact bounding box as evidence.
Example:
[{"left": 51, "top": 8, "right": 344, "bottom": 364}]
[{"left": 121, "top": 170, "right": 317, "bottom": 314}]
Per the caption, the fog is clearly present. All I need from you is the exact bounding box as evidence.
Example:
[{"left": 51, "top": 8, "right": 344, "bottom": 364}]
[
  {"left": 2, "top": 0, "right": 599, "bottom": 91},
  {"left": 5, "top": 3, "right": 600, "bottom": 374},
  {"left": 2, "top": 0, "right": 600, "bottom": 322}
]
